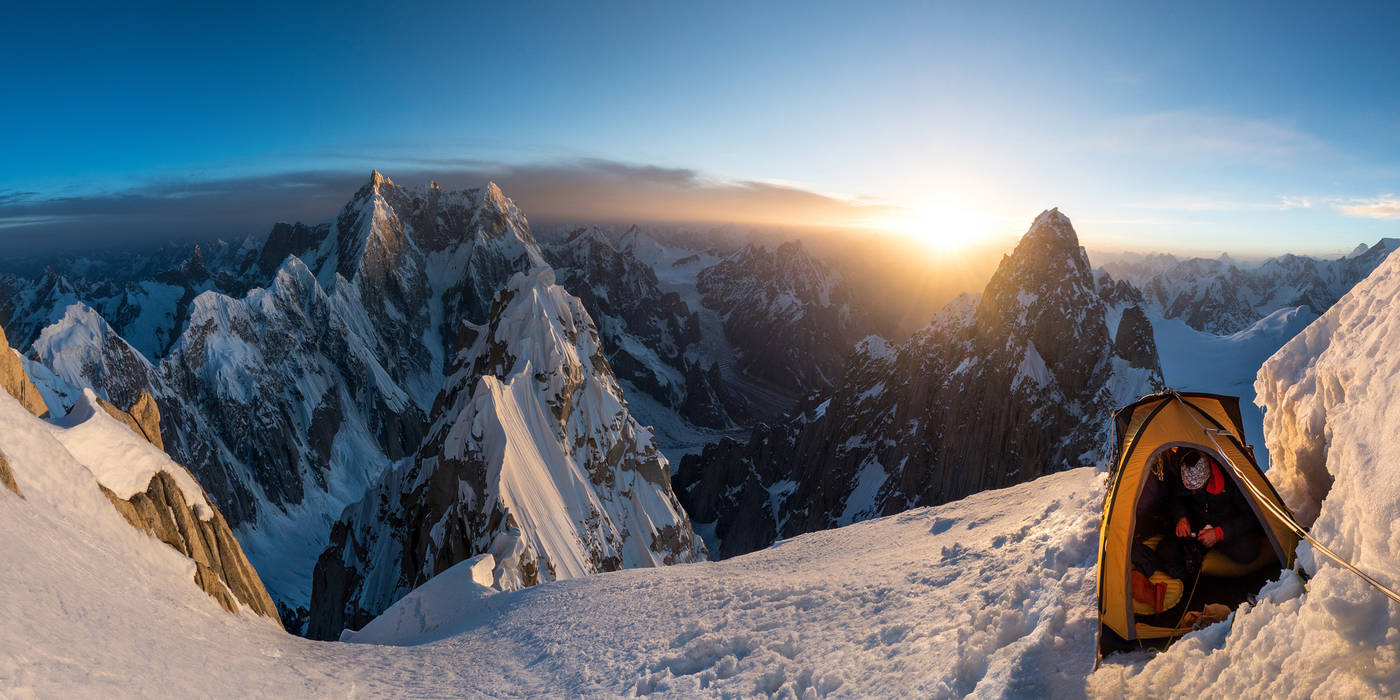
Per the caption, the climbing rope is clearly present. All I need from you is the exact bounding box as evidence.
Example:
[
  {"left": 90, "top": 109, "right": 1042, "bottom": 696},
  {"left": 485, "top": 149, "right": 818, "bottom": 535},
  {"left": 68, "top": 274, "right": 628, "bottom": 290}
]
[
  {"left": 1168, "top": 566, "right": 1206, "bottom": 643},
  {"left": 1172, "top": 393, "right": 1400, "bottom": 606}
]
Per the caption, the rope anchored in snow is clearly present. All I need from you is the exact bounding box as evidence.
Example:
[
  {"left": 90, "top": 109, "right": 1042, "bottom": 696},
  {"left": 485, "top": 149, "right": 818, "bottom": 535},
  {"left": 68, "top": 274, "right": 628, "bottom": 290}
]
[{"left": 1173, "top": 393, "right": 1400, "bottom": 607}]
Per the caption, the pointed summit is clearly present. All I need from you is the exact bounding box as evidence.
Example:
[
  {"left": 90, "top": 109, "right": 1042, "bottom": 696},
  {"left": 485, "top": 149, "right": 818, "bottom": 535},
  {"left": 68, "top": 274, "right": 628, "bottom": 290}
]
[
  {"left": 1025, "top": 207, "right": 1076, "bottom": 243},
  {"left": 480, "top": 181, "right": 509, "bottom": 211},
  {"left": 370, "top": 169, "right": 390, "bottom": 188}
]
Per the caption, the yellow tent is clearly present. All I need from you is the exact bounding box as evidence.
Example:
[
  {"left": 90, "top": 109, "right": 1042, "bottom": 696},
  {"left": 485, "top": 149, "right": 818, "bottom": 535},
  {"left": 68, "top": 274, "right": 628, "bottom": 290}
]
[{"left": 1096, "top": 390, "right": 1299, "bottom": 658}]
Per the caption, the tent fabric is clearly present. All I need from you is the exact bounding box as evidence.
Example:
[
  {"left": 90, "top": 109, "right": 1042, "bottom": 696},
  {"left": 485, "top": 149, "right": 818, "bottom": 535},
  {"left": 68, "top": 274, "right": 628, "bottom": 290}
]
[{"left": 1097, "top": 391, "right": 1300, "bottom": 646}]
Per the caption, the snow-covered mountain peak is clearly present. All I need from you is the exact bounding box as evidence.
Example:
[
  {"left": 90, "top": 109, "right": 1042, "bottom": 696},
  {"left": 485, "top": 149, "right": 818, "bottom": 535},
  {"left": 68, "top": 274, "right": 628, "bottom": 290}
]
[
  {"left": 979, "top": 208, "right": 1102, "bottom": 344},
  {"left": 475, "top": 267, "right": 597, "bottom": 389},
  {"left": 1026, "top": 207, "right": 1075, "bottom": 242},
  {"left": 480, "top": 180, "right": 509, "bottom": 209}
]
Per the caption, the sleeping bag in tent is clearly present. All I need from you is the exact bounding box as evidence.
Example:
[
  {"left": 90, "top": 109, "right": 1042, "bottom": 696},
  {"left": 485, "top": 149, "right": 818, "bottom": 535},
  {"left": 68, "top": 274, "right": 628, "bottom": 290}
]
[{"left": 1096, "top": 390, "right": 1299, "bottom": 659}]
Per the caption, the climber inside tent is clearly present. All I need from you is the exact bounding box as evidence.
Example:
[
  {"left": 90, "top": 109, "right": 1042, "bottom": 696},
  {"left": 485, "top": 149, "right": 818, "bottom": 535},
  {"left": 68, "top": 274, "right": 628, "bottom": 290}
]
[{"left": 1096, "top": 390, "right": 1300, "bottom": 660}]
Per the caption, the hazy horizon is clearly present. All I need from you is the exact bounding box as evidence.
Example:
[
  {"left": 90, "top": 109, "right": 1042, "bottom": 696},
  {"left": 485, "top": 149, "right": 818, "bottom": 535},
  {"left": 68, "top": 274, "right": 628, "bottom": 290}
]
[{"left": 0, "top": 166, "right": 1382, "bottom": 264}]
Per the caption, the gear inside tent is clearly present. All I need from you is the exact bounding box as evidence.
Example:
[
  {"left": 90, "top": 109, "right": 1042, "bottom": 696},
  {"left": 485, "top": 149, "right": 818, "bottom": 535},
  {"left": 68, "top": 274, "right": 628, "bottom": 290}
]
[{"left": 1096, "top": 390, "right": 1300, "bottom": 659}]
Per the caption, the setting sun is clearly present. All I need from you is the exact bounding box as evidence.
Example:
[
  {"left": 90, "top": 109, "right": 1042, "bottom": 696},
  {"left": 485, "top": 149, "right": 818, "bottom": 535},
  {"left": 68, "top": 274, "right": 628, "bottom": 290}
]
[{"left": 875, "top": 201, "right": 999, "bottom": 253}]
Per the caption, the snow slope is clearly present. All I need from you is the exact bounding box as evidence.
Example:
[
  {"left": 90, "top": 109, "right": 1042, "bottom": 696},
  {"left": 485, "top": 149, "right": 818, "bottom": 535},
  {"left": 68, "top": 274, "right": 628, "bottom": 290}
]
[
  {"left": 1092, "top": 242, "right": 1400, "bottom": 697},
  {"left": 50, "top": 388, "right": 211, "bottom": 513},
  {"left": 337, "top": 467, "right": 1104, "bottom": 697},
  {"left": 3, "top": 385, "right": 1106, "bottom": 700}
]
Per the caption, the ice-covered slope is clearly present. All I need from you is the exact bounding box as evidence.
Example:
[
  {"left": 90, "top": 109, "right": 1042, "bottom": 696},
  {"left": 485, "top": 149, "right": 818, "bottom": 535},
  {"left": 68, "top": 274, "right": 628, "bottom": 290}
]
[{"left": 1092, "top": 240, "right": 1400, "bottom": 696}]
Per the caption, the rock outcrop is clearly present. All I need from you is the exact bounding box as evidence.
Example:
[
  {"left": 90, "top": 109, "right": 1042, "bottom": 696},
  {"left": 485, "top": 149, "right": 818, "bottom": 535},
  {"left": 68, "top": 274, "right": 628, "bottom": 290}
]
[
  {"left": 101, "top": 471, "right": 279, "bottom": 618},
  {"left": 0, "top": 450, "right": 18, "bottom": 496},
  {"left": 677, "top": 209, "right": 1164, "bottom": 558},
  {"left": 0, "top": 322, "right": 48, "bottom": 417},
  {"left": 89, "top": 392, "right": 279, "bottom": 618},
  {"left": 97, "top": 390, "right": 164, "bottom": 450},
  {"left": 1113, "top": 305, "right": 1162, "bottom": 374}
]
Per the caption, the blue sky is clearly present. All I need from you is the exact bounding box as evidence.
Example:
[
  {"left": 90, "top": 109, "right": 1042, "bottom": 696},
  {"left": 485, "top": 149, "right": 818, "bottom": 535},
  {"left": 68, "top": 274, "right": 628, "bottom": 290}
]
[{"left": 3, "top": 1, "right": 1398, "bottom": 255}]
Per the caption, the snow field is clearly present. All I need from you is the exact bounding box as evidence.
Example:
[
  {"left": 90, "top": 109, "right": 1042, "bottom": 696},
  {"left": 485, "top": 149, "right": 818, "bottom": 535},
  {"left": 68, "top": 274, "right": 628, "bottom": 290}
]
[{"left": 335, "top": 467, "right": 1104, "bottom": 698}]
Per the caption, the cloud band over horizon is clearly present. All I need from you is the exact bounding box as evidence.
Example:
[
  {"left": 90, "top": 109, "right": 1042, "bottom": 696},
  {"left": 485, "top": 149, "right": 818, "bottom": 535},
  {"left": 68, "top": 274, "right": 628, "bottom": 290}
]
[{"left": 0, "top": 160, "right": 902, "bottom": 256}]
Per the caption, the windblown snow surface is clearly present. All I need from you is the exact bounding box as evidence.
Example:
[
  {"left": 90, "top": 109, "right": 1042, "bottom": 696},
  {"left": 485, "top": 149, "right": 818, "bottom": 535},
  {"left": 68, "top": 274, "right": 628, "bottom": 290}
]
[{"left": 9, "top": 254, "right": 1400, "bottom": 697}]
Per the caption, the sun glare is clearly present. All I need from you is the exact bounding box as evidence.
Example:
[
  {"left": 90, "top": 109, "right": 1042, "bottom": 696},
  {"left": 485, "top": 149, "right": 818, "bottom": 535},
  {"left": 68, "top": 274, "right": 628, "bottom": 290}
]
[{"left": 877, "top": 202, "right": 995, "bottom": 254}]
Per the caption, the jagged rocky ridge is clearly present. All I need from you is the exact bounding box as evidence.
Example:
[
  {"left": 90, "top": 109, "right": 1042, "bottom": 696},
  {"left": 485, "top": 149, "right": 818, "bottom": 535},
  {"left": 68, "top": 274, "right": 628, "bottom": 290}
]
[
  {"left": 543, "top": 226, "right": 748, "bottom": 429},
  {"left": 697, "top": 240, "right": 869, "bottom": 396},
  {"left": 21, "top": 173, "right": 548, "bottom": 623},
  {"left": 6, "top": 173, "right": 712, "bottom": 634},
  {"left": 1097, "top": 239, "right": 1400, "bottom": 334},
  {"left": 307, "top": 268, "right": 705, "bottom": 639},
  {"left": 676, "top": 209, "right": 1163, "bottom": 558},
  {"left": 0, "top": 241, "right": 254, "bottom": 362}
]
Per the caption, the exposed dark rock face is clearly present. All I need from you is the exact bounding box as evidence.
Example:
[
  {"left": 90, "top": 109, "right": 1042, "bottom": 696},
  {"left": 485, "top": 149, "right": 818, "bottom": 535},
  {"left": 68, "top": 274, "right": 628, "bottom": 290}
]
[
  {"left": 1114, "top": 305, "right": 1161, "bottom": 374},
  {"left": 677, "top": 209, "right": 1164, "bottom": 559},
  {"left": 250, "top": 222, "right": 331, "bottom": 279},
  {"left": 307, "top": 269, "right": 705, "bottom": 640},
  {"left": 697, "top": 240, "right": 869, "bottom": 395},
  {"left": 545, "top": 226, "right": 748, "bottom": 429}
]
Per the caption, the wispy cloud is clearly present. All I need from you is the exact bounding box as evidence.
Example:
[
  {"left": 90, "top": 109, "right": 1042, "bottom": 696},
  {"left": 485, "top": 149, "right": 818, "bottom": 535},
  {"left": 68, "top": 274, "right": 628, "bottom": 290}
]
[
  {"left": 1088, "top": 110, "right": 1326, "bottom": 163},
  {"left": 1334, "top": 195, "right": 1400, "bottom": 220},
  {"left": 1127, "top": 195, "right": 1314, "bottom": 212}
]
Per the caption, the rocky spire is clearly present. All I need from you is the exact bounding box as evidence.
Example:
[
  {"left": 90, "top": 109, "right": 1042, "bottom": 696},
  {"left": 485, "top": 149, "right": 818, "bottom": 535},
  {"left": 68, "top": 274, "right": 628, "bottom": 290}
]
[{"left": 677, "top": 208, "right": 1162, "bottom": 559}]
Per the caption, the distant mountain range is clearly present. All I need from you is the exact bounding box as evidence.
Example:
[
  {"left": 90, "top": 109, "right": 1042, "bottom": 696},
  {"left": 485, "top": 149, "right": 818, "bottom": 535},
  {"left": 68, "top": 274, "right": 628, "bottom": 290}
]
[{"left": 1095, "top": 239, "right": 1399, "bottom": 334}]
